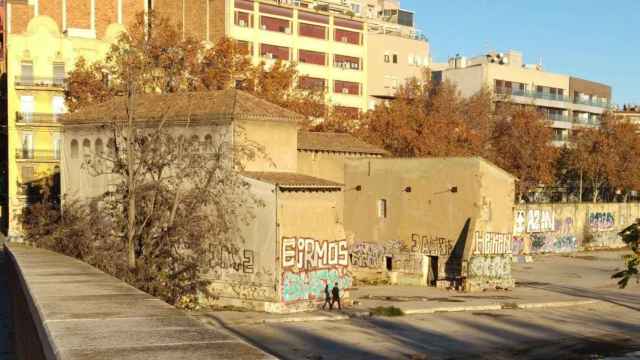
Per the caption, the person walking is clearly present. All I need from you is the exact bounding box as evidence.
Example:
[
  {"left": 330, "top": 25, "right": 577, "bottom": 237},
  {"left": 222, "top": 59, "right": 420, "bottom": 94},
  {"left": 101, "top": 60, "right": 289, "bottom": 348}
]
[
  {"left": 330, "top": 282, "right": 341, "bottom": 310},
  {"left": 322, "top": 284, "right": 332, "bottom": 310}
]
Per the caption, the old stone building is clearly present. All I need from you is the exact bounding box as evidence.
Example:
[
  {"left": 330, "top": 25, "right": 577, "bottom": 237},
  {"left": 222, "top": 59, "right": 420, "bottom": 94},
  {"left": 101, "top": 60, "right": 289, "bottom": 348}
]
[
  {"left": 60, "top": 89, "right": 352, "bottom": 312},
  {"left": 343, "top": 157, "right": 517, "bottom": 291}
]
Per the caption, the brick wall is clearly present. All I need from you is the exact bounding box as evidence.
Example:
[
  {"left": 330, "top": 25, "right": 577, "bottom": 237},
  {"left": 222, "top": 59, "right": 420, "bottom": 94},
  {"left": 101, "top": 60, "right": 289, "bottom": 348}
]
[
  {"left": 67, "top": 0, "right": 91, "bottom": 29},
  {"left": 39, "top": 0, "right": 63, "bottom": 30},
  {"left": 209, "top": 0, "right": 225, "bottom": 43},
  {"left": 184, "top": 0, "right": 207, "bottom": 40},
  {"left": 123, "top": 0, "right": 145, "bottom": 29},
  {"left": 9, "top": 3, "right": 33, "bottom": 34},
  {"left": 96, "top": 0, "right": 117, "bottom": 38}
]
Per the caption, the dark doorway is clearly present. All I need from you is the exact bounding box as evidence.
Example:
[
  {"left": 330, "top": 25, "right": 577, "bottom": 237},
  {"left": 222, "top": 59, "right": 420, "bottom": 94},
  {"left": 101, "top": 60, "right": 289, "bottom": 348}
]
[
  {"left": 386, "top": 256, "right": 393, "bottom": 271},
  {"left": 427, "top": 256, "right": 438, "bottom": 286}
]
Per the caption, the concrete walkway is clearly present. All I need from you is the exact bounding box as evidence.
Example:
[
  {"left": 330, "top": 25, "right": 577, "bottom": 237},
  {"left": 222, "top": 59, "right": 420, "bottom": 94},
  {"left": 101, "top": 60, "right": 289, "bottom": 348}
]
[
  {"left": 0, "top": 248, "right": 14, "bottom": 360},
  {"left": 6, "top": 244, "right": 274, "bottom": 359}
]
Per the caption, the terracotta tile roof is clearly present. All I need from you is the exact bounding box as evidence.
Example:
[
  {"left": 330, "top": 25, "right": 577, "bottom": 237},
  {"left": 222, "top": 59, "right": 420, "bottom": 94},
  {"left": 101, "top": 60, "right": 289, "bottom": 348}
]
[
  {"left": 61, "top": 89, "right": 303, "bottom": 125},
  {"left": 298, "top": 131, "right": 389, "bottom": 155},
  {"left": 242, "top": 171, "right": 343, "bottom": 189}
]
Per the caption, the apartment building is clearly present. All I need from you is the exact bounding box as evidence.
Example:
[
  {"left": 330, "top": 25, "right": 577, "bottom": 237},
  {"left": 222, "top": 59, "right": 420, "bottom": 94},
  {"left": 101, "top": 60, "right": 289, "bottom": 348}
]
[
  {"left": 353, "top": 0, "right": 430, "bottom": 109},
  {"left": 615, "top": 105, "right": 640, "bottom": 125},
  {"left": 155, "top": 0, "right": 369, "bottom": 115},
  {"left": 1, "top": 0, "right": 146, "bottom": 237},
  {"left": 433, "top": 50, "right": 612, "bottom": 146}
]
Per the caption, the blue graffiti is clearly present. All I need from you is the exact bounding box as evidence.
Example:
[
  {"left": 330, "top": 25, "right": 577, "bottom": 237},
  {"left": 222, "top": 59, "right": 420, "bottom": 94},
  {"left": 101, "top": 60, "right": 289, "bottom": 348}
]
[{"left": 282, "top": 269, "right": 352, "bottom": 303}]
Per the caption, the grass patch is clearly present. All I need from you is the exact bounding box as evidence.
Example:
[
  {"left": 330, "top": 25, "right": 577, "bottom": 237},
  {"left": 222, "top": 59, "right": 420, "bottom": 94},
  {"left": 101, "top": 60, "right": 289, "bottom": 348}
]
[{"left": 370, "top": 306, "right": 404, "bottom": 317}]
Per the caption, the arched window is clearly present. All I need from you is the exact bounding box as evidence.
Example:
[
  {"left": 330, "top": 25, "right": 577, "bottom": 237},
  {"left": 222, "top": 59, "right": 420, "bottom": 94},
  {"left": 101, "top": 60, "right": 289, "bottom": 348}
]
[
  {"left": 70, "top": 139, "right": 79, "bottom": 158},
  {"left": 204, "top": 134, "right": 213, "bottom": 148},
  {"left": 95, "top": 138, "right": 104, "bottom": 155},
  {"left": 107, "top": 138, "right": 116, "bottom": 157},
  {"left": 82, "top": 139, "right": 91, "bottom": 156},
  {"left": 392, "top": 54, "right": 398, "bottom": 64}
]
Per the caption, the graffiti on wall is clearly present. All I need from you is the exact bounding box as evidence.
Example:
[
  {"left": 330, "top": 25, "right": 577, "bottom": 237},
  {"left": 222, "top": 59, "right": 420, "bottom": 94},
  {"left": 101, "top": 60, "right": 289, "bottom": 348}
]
[
  {"left": 512, "top": 236, "right": 527, "bottom": 256},
  {"left": 473, "top": 231, "right": 512, "bottom": 255},
  {"left": 469, "top": 255, "right": 511, "bottom": 279},
  {"left": 410, "top": 234, "right": 453, "bottom": 256},
  {"left": 526, "top": 209, "right": 554, "bottom": 233},
  {"left": 514, "top": 210, "right": 526, "bottom": 235},
  {"left": 281, "top": 237, "right": 351, "bottom": 303},
  {"left": 209, "top": 245, "right": 255, "bottom": 274},
  {"left": 589, "top": 212, "right": 615, "bottom": 232},
  {"left": 392, "top": 253, "right": 423, "bottom": 274},
  {"left": 282, "top": 237, "right": 349, "bottom": 270},
  {"left": 530, "top": 233, "right": 577, "bottom": 253},
  {"left": 282, "top": 268, "right": 352, "bottom": 303},
  {"left": 350, "top": 242, "right": 386, "bottom": 269}
]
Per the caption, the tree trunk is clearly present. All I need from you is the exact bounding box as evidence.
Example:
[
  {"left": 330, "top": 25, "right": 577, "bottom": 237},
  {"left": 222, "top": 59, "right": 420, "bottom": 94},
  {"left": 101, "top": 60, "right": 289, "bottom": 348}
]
[
  {"left": 127, "top": 83, "right": 137, "bottom": 271},
  {"left": 579, "top": 170, "right": 583, "bottom": 203}
]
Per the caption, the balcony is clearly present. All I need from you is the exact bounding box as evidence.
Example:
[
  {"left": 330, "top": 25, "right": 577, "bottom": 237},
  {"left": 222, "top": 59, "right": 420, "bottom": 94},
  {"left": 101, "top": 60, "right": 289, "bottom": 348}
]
[
  {"left": 547, "top": 114, "right": 572, "bottom": 123},
  {"left": 15, "top": 76, "right": 66, "bottom": 89},
  {"left": 16, "top": 112, "right": 62, "bottom": 124},
  {"left": 15, "top": 149, "right": 60, "bottom": 161},
  {"left": 574, "top": 97, "right": 610, "bottom": 109},
  {"left": 495, "top": 88, "right": 570, "bottom": 102}
]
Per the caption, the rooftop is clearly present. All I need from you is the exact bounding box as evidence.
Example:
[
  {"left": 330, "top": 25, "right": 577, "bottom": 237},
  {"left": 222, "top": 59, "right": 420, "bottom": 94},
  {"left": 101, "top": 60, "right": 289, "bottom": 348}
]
[
  {"left": 242, "top": 171, "right": 343, "bottom": 189},
  {"left": 61, "top": 89, "right": 303, "bottom": 125},
  {"left": 298, "top": 131, "right": 389, "bottom": 155}
]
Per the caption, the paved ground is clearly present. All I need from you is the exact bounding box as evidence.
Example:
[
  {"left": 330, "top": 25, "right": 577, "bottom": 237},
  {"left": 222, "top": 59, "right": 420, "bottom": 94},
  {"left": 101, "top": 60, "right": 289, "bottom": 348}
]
[
  {"left": 199, "top": 250, "right": 640, "bottom": 360},
  {"left": 0, "top": 248, "right": 14, "bottom": 360}
]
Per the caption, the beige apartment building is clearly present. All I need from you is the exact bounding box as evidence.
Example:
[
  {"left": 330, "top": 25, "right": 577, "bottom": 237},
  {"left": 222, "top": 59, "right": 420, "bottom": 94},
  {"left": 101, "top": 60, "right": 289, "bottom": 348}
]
[
  {"left": 433, "top": 50, "right": 612, "bottom": 146},
  {"left": 1, "top": 0, "right": 146, "bottom": 237},
  {"left": 615, "top": 104, "right": 640, "bottom": 125},
  {"left": 154, "top": 0, "right": 429, "bottom": 114}
]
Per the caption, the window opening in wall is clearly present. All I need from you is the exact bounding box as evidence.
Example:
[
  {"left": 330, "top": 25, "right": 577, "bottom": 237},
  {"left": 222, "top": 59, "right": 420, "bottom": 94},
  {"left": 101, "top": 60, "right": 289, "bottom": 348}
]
[
  {"left": 21, "top": 62, "right": 33, "bottom": 85},
  {"left": 386, "top": 256, "right": 393, "bottom": 271},
  {"left": 378, "top": 199, "right": 387, "bottom": 218},
  {"left": 53, "top": 62, "right": 65, "bottom": 86},
  {"left": 427, "top": 256, "right": 438, "bottom": 286},
  {"left": 71, "top": 139, "right": 79, "bottom": 158},
  {"left": 392, "top": 54, "right": 398, "bottom": 64},
  {"left": 21, "top": 133, "right": 33, "bottom": 159},
  {"left": 384, "top": 54, "right": 390, "bottom": 63}
]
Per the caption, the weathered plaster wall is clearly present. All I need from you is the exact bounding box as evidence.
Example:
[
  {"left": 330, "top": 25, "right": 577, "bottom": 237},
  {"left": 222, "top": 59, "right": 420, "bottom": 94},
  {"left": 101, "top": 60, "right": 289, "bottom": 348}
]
[
  {"left": 206, "top": 177, "right": 278, "bottom": 309},
  {"left": 277, "top": 190, "right": 351, "bottom": 311},
  {"left": 344, "top": 157, "right": 516, "bottom": 290},
  {"left": 238, "top": 119, "right": 298, "bottom": 173},
  {"left": 512, "top": 203, "right": 638, "bottom": 257}
]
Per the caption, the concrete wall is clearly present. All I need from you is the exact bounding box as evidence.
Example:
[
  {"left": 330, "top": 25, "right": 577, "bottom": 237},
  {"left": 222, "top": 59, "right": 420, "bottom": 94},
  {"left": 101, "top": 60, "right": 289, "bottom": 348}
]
[
  {"left": 366, "top": 32, "right": 429, "bottom": 101},
  {"left": 513, "top": 203, "right": 637, "bottom": 258},
  {"left": 344, "top": 157, "right": 515, "bottom": 290},
  {"left": 297, "top": 150, "right": 382, "bottom": 184},
  {"left": 277, "top": 189, "right": 351, "bottom": 311},
  {"left": 206, "top": 177, "right": 278, "bottom": 310},
  {"left": 4, "top": 244, "right": 272, "bottom": 359},
  {"left": 239, "top": 119, "right": 298, "bottom": 173},
  {"left": 441, "top": 65, "right": 484, "bottom": 98}
]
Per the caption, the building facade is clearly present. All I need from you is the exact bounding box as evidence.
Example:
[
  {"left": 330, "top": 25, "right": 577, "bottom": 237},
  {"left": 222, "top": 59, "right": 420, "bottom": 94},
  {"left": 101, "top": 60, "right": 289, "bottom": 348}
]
[
  {"left": 433, "top": 50, "right": 612, "bottom": 146},
  {"left": 2, "top": 0, "right": 146, "bottom": 237},
  {"left": 614, "top": 104, "right": 640, "bottom": 125}
]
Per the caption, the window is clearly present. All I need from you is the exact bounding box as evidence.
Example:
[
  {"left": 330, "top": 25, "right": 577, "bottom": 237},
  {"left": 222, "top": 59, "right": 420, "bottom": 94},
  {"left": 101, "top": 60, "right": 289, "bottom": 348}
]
[
  {"left": 260, "top": 16, "right": 291, "bottom": 33},
  {"left": 21, "top": 62, "right": 33, "bottom": 85},
  {"left": 299, "top": 22, "right": 326, "bottom": 39},
  {"left": 70, "top": 139, "right": 79, "bottom": 158},
  {"left": 378, "top": 199, "right": 387, "bottom": 218},
  {"left": 333, "top": 106, "right": 359, "bottom": 119},
  {"left": 53, "top": 62, "right": 65, "bottom": 86},
  {"left": 259, "top": 3, "right": 292, "bottom": 17},
  {"left": 21, "top": 133, "right": 33, "bottom": 159},
  {"left": 334, "top": 29, "right": 360, "bottom": 45},
  {"left": 260, "top": 44, "right": 290, "bottom": 60},
  {"left": 234, "top": 11, "right": 253, "bottom": 27},
  {"left": 350, "top": 3, "right": 360, "bottom": 14},
  {"left": 392, "top": 54, "right": 398, "bottom": 64},
  {"left": 82, "top": 139, "right": 91, "bottom": 157},
  {"left": 50, "top": 135, "right": 61, "bottom": 160},
  {"left": 236, "top": 40, "right": 252, "bottom": 55},
  {"left": 299, "top": 49, "right": 326, "bottom": 66},
  {"left": 334, "top": 54, "right": 360, "bottom": 70},
  {"left": 384, "top": 54, "right": 390, "bottom": 63},
  {"left": 95, "top": 138, "right": 104, "bottom": 155},
  {"left": 334, "top": 80, "right": 360, "bottom": 95},
  {"left": 298, "top": 76, "right": 326, "bottom": 91},
  {"left": 52, "top": 96, "right": 66, "bottom": 119},
  {"left": 234, "top": 0, "right": 253, "bottom": 11},
  {"left": 20, "top": 96, "right": 35, "bottom": 123}
]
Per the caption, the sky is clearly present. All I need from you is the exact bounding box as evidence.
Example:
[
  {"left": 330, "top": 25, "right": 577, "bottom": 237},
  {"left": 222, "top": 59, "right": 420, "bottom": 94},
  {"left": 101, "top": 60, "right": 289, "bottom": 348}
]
[{"left": 403, "top": 0, "right": 640, "bottom": 106}]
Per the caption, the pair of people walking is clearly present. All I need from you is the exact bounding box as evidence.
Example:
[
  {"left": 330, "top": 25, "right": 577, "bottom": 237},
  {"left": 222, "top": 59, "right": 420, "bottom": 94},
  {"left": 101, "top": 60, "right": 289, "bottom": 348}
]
[{"left": 322, "top": 282, "right": 341, "bottom": 310}]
